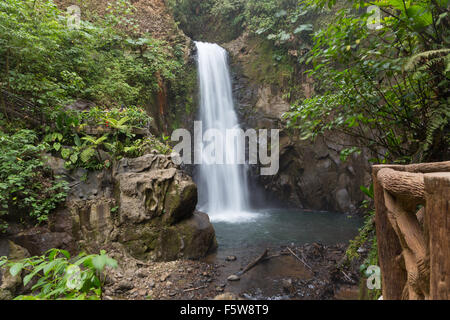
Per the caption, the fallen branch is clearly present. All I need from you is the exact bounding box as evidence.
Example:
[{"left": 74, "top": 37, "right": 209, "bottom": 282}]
[
  {"left": 287, "top": 247, "right": 312, "bottom": 271},
  {"left": 183, "top": 285, "right": 208, "bottom": 292},
  {"left": 341, "top": 270, "right": 353, "bottom": 282},
  {"left": 236, "top": 249, "right": 269, "bottom": 276},
  {"left": 261, "top": 254, "right": 281, "bottom": 261}
]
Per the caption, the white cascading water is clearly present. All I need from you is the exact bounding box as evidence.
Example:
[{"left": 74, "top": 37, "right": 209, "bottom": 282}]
[{"left": 195, "top": 41, "right": 258, "bottom": 223}]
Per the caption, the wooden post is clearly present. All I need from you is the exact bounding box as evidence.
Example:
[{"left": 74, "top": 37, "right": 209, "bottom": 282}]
[
  {"left": 373, "top": 166, "right": 406, "bottom": 299},
  {"left": 424, "top": 173, "right": 450, "bottom": 300}
]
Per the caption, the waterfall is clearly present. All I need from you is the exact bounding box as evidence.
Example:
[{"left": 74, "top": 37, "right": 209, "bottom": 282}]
[{"left": 195, "top": 41, "right": 258, "bottom": 223}]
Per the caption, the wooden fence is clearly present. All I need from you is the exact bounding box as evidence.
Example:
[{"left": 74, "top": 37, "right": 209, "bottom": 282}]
[{"left": 373, "top": 161, "right": 450, "bottom": 299}]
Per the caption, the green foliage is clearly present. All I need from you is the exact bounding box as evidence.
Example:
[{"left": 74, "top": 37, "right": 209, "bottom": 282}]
[
  {"left": 0, "top": 0, "right": 181, "bottom": 111},
  {"left": 167, "top": 0, "right": 244, "bottom": 42},
  {"left": 0, "top": 249, "right": 117, "bottom": 300},
  {"left": 346, "top": 184, "right": 381, "bottom": 300},
  {"left": 242, "top": 0, "right": 315, "bottom": 47},
  {"left": 340, "top": 147, "right": 361, "bottom": 162},
  {"left": 123, "top": 136, "right": 172, "bottom": 158},
  {"left": 43, "top": 106, "right": 153, "bottom": 170},
  {"left": 0, "top": 129, "right": 68, "bottom": 232},
  {"left": 284, "top": 0, "right": 450, "bottom": 162}
]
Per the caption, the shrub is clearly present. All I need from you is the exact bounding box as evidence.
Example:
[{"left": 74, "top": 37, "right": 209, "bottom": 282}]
[
  {"left": 0, "top": 129, "right": 68, "bottom": 232},
  {"left": 0, "top": 249, "right": 117, "bottom": 300}
]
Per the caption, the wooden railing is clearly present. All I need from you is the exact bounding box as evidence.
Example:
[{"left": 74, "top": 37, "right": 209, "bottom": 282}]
[{"left": 373, "top": 161, "right": 450, "bottom": 300}]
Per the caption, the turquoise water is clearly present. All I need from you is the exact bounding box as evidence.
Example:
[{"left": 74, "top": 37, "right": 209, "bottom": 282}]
[{"left": 212, "top": 209, "right": 363, "bottom": 249}]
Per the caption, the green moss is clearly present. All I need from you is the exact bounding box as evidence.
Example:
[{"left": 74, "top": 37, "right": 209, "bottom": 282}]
[
  {"left": 166, "top": 59, "right": 198, "bottom": 130},
  {"left": 121, "top": 222, "right": 160, "bottom": 260},
  {"left": 243, "top": 39, "right": 294, "bottom": 87}
]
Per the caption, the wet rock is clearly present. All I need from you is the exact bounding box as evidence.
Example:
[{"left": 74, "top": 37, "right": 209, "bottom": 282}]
[
  {"left": 334, "top": 285, "right": 359, "bottom": 300},
  {"left": 227, "top": 275, "right": 240, "bottom": 281},
  {"left": 66, "top": 99, "right": 95, "bottom": 111},
  {"left": 156, "top": 211, "right": 217, "bottom": 261},
  {"left": 225, "top": 255, "right": 237, "bottom": 262},
  {"left": 114, "top": 154, "right": 176, "bottom": 176}
]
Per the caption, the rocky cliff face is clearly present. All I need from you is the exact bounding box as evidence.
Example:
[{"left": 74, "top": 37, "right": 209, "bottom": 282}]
[
  {"left": 5, "top": 153, "right": 217, "bottom": 262},
  {"left": 223, "top": 34, "right": 372, "bottom": 213}
]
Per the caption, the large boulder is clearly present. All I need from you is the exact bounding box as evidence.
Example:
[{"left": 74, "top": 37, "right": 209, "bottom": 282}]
[
  {"left": 115, "top": 167, "right": 197, "bottom": 225},
  {"left": 25, "top": 153, "right": 218, "bottom": 262}
]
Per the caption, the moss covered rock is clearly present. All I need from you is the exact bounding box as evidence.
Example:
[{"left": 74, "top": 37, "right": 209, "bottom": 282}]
[{"left": 55, "top": 153, "right": 217, "bottom": 262}]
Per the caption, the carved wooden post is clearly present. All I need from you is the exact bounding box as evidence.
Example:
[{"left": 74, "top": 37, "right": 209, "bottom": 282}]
[
  {"left": 424, "top": 173, "right": 450, "bottom": 300},
  {"left": 372, "top": 165, "right": 405, "bottom": 299},
  {"left": 373, "top": 162, "right": 450, "bottom": 300}
]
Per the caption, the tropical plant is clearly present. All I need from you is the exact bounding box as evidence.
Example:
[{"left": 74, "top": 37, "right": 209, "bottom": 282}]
[
  {"left": 0, "top": 249, "right": 117, "bottom": 300},
  {"left": 284, "top": 0, "right": 449, "bottom": 162}
]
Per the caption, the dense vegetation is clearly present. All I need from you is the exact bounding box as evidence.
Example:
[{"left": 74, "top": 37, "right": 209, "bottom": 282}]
[
  {"left": 0, "top": 0, "right": 174, "bottom": 231},
  {"left": 285, "top": 0, "right": 449, "bottom": 163},
  {"left": 0, "top": 129, "right": 68, "bottom": 231},
  {"left": 0, "top": 0, "right": 181, "bottom": 109}
]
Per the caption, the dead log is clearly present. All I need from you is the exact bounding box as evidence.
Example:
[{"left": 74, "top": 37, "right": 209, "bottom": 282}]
[{"left": 236, "top": 249, "right": 268, "bottom": 276}]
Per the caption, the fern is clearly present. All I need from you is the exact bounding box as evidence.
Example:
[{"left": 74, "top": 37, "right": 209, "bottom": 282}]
[
  {"left": 404, "top": 48, "right": 450, "bottom": 72},
  {"left": 421, "top": 102, "right": 450, "bottom": 158},
  {"left": 80, "top": 147, "right": 96, "bottom": 163},
  {"left": 81, "top": 134, "right": 109, "bottom": 146}
]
